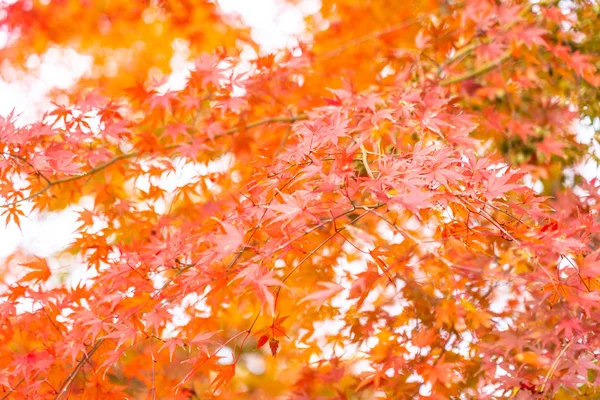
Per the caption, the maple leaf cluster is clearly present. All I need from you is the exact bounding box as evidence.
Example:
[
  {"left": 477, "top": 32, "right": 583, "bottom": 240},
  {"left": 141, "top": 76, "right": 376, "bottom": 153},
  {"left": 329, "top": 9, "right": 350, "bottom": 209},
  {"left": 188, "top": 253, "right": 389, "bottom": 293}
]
[{"left": 0, "top": 0, "right": 599, "bottom": 399}]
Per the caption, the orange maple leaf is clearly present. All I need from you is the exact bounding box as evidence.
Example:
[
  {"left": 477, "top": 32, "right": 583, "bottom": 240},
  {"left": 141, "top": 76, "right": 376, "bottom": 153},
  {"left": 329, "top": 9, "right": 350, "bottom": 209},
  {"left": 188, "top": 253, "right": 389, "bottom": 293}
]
[
  {"left": 211, "top": 363, "right": 236, "bottom": 393},
  {"left": 20, "top": 257, "right": 51, "bottom": 284}
]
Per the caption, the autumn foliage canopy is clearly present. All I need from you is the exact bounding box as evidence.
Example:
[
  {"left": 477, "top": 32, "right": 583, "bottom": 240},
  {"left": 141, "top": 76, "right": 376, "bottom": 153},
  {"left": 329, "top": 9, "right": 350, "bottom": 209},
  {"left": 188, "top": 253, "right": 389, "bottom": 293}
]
[{"left": 1, "top": 0, "right": 600, "bottom": 398}]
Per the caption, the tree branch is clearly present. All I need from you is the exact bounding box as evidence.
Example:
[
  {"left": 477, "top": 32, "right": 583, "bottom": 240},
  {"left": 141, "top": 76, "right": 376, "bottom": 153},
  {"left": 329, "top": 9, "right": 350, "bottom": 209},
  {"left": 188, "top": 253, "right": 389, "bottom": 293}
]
[
  {"left": 439, "top": 51, "right": 511, "bottom": 86},
  {"left": 0, "top": 378, "right": 24, "bottom": 400},
  {"left": 437, "top": 1, "right": 555, "bottom": 85},
  {"left": 54, "top": 339, "right": 105, "bottom": 400},
  {"left": 438, "top": 1, "right": 540, "bottom": 74},
  {"left": 0, "top": 114, "right": 307, "bottom": 209}
]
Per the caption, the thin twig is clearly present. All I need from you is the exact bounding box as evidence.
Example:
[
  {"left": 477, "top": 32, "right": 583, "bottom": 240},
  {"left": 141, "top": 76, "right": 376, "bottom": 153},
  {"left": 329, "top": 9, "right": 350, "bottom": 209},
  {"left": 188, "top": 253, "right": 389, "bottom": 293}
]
[
  {"left": 1, "top": 114, "right": 307, "bottom": 209},
  {"left": 0, "top": 378, "right": 24, "bottom": 400},
  {"left": 55, "top": 339, "right": 105, "bottom": 399},
  {"left": 150, "top": 337, "right": 157, "bottom": 400},
  {"left": 233, "top": 311, "right": 261, "bottom": 364},
  {"left": 272, "top": 204, "right": 385, "bottom": 312},
  {"left": 226, "top": 169, "right": 304, "bottom": 272},
  {"left": 440, "top": 51, "right": 511, "bottom": 86},
  {"left": 540, "top": 340, "right": 572, "bottom": 393},
  {"left": 438, "top": 2, "right": 540, "bottom": 74}
]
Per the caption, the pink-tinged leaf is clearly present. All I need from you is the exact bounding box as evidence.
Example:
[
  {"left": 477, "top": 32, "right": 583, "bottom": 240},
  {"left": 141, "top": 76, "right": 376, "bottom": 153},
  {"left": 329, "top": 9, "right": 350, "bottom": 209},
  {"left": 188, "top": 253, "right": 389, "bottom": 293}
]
[
  {"left": 61, "top": 340, "right": 87, "bottom": 365},
  {"left": 497, "top": 3, "right": 522, "bottom": 25},
  {"left": 568, "top": 354, "right": 600, "bottom": 378},
  {"left": 567, "top": 51, "right": 597, "bottom": 80},
  {"left": 217, "top": 96, "right": 248, "bottom": 113},
  {"left": 98, "top": 348, "right": 126, "bottom": 371},
  {"left": 101, "top": 120, "right": 130, "bottom": 141},
  {"left": 0, "top": 301, "right": 16, "bottom": 321},
  {"left": 234, "top": 265, "right": 285, "bottom": 313},
  {"left": 205, "top": 121, "right": 224, "bottom": 141},
  {"left": 537, "top": 135, "right": 566, "bottom": 160},
  {"left": 477, "top": 42, "right": 507, "bottom": 61},
  {"left": 80, "top": 313, "right": 105, "bottom": 342},
  {"left": 177, "top": 137, "right": 210, "bottom": 160},
  {"left": 161, "top": 122, "right": 189, "bottom": 142},
  {"left": 390, "top": 189, "right": 432, "bottom": 214},
  {"left": 159, "top": 338, "right": 185, "bottom": 362},
  {"left": 580, "top": 291, "right": 600, "bottom": 304},
  {"left": 191, "top": 330, "right": 220, "bottom": 355},
  {"left": 47, "top": 102, "right": 72, "bottom": 125},
  {"left": 144, "top": 307, "right": 171, "bottom": 336},
  {"left": 148, "top": 90, "right": 177, "bottom": 111},
  {"left": 482, "top": 170, "right": 522, "bottom": 199},
  {"left": 515, "top": 26, "right": 548, "bottom": 49},
  {"left": 102, "top": 324, "right": 138, "bottom": 349},
  {"left": 580, "top": 251, "right": 600, "bottom": 277},
  {"left": 300, "top": 282, "right": 344, "bottom": 304},
  {"left": 180, "top": 93, "right": 202, "bottom": 112},
  {"left": 13, "top": 350, "right": 55, "bottom": 375},
  {"left": 192, "top": 53, "right": 226, "bottom": 86},
  {"left": 356, "top": 92, "right": 383, "bottom": 111},
  {"left": 421, "top": 109, "right": 453, "bottom": 136},
  {"left": 214, "top": 222, "right": 244, "bottom": 254}
]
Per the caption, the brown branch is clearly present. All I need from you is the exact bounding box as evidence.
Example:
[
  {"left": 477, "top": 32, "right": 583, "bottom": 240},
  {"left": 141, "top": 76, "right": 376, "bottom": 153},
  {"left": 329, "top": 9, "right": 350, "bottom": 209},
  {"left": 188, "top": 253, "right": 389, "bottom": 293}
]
[
  {"left": 440, "top": 50, "right": 512, "bottom": 86},
  {"left": 0, "top": 378, "right": 24, "bottom": 400},
  {"left": 232, "top": 311, "right": 261, "bottom": 364},
  {"left": 438, "top": 2, "right": 556, "bottom": 85},
  {"left": 150, "top": 337, "right": 157, "bottom": 400},
  {"left": 54, "top": 339, "right": 105, "bottom": 399},
  {"left": 438, "top": 1, "right": 541, "bottom": 74},
  {"left": 51, "top": 170, "right": 326, "bottom": 399},
  {"left": 1, "top": 114, "right": 307, "bottom": 209},
  {"left": 280, "top": 204, "right": 383, "bottom": 285},
  {"left": 272, "top": 204, "right": 385, "bottom": 312},
  {"left": 226, "top": 169, "right": 304, "bottom": 272},
  {"left": 455, "top": 196, "right": 579, "bottom": 322},
  {"left": 540, "top": 340, "right": 572, "bottom": 393},
  {"left": 1, "top": 152, "right": 53, "bottom": 185},
  {"left": 281, "top": 211, "right": 364, "bottom": 284}
]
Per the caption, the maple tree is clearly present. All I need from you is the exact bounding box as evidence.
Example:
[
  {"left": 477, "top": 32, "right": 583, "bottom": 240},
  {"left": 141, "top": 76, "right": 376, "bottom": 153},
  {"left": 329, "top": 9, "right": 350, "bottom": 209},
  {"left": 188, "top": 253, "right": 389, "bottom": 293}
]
[{"left": 0, "top": 0, "right": 599, "bottom": 398}]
